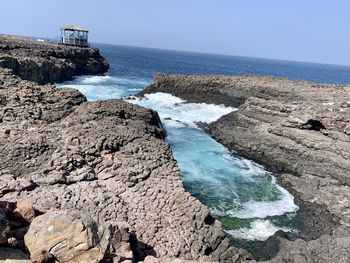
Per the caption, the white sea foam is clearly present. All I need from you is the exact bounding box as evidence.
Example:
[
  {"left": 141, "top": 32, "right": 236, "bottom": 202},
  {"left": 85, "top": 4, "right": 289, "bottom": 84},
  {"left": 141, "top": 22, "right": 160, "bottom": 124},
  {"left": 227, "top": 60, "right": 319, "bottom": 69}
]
[
  {"left": 227, "top": 220, "right": 294, "bottom": 241},
  {"left": 81, "top": 75, "right": 111, "bottom": 84},
  {"left": 57, "top": 75, "right": 147, "bottom": 101},
  {"left": 128, "top": 92, "right": 236, "bottom": 128},
  {"left": 230, "top": 177, "right": 298, "bottom": 219},
  {"left": 60, "top": 81, "right": 298, "bottom": 241},
  {"left": 130, "top": 92, "right": 298, "bottom": 222}
]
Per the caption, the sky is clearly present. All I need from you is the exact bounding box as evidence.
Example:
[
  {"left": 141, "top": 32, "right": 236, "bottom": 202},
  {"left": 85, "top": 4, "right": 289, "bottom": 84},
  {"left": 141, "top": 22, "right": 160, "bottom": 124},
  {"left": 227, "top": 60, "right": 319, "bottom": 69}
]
[{"left": 1, "top": 0, "right": 349, "bottom": 66}]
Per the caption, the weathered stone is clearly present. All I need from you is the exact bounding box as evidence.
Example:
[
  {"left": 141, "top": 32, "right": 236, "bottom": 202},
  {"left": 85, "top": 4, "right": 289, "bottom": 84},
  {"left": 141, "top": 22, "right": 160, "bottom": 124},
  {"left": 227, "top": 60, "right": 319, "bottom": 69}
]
[
  {"left": 143, "top": 73, "right": 350, "bottom": 262},
  {"left": 13, "top": 198, "right": 35, "bottom": 223},
  {"left": 24, "top": 210, "right": 109, "bottom": 263},
  {"left": 0, "top": 50, "right": 243, "bottom": 261},
  {"left": 0, "top": 34, "right": 109, "bottom": 84}
]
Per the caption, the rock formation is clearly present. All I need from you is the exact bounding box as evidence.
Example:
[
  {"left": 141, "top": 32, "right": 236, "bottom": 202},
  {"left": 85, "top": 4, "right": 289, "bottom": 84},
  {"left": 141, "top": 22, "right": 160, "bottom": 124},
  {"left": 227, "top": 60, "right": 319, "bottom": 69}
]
[
  {"left": 142, "top": 73, "right": 350, "bottom": 263},
  {"left": 0, "top": 36, "right": 248, "bottom": 262},
  {"left": 0, "top": 35, "right": 109, "bottom": 84},
  {"left": 25, "top": 210, "right": 110, "bottom": 263}
]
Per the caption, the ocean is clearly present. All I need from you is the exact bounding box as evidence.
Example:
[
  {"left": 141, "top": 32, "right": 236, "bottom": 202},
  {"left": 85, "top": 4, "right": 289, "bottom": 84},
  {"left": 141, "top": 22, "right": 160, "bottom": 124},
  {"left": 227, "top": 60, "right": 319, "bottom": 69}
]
[{"left": 58, "top": 43, "right": 350, "bottom": 250}]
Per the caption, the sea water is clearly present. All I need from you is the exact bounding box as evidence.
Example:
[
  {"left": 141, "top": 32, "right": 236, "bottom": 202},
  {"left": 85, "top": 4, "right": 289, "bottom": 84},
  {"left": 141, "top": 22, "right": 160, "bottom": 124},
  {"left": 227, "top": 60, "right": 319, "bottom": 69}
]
[{"left": 58, "top": 43, "right": 350, "bottom": 247}]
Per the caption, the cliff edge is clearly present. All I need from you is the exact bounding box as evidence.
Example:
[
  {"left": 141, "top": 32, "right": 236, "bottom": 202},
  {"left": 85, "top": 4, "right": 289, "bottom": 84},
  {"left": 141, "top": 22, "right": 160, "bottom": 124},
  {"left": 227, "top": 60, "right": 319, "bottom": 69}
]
[{"left": 0, "top": 34, "right": 109, "bottom": 84}]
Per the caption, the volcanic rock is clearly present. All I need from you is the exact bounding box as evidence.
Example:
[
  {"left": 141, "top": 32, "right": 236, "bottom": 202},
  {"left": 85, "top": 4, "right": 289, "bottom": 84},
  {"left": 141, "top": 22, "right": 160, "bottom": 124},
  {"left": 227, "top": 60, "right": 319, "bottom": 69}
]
[
  {"left": 24, "top": 210, "right": 109, "bottom": 263},
  {"left": 13, "top": 198, "right": 35, "bottom": 223},
  {"left": 142, "top": 73, "right": 350, "bottom": 262},
  {"left": 0, "top": 35, "right": 109, "bottom": 84},
  {"left": 0, "top": 39, "right": 246, "bottom": 262}
]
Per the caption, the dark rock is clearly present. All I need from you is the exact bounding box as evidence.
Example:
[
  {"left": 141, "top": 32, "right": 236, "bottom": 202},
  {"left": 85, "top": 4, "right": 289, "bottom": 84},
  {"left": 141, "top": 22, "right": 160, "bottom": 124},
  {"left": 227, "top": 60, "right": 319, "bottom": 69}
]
[
  {"left": 0, "top": 205, "right": 10, "bottom": 244},
  {"left": 0, "top": 35, "right": 109, "bottom": 84},
  {"left": 0, "top": 68, "right": 245, "bottom": 261}
]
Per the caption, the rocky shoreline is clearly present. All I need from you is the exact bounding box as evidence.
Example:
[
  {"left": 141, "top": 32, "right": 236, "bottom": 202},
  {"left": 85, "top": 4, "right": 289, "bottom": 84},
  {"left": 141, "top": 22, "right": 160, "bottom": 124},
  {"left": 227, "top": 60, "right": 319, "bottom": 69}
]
[
  {"left": 0, "top": 35, "right": 109, "bottom": 84},
  {"left": 0, "top": 36, "right": 251, "bottom": 262},
  {"left": 142, "top": 73, "right": 350, "bottom": 262}
]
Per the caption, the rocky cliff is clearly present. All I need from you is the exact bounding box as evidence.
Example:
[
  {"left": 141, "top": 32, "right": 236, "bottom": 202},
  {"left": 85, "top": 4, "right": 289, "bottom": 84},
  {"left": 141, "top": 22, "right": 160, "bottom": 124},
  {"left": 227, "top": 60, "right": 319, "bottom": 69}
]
[
  {"left": 142, "top": 73, "right": 350, "bottom": 263},
  {"left": 0, "top": 37, "right": 248, "bottom": 262},
  {"left": 0, "top": 35, "right": 109, "bottom": 84}
]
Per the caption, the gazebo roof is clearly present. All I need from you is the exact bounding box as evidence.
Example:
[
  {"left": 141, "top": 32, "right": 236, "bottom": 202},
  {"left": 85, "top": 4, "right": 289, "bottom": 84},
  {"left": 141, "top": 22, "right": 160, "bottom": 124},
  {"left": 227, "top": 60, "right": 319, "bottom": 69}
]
[{"left": 61, "top": 25, "right": 89, "bottom": 32}]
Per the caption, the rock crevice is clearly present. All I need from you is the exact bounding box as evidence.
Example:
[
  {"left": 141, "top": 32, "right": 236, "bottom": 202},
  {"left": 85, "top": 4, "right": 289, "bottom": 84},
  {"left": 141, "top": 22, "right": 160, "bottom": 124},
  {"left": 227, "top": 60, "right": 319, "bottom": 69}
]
[
  {"left": 143, "top": 73, "right": 350, "bottom": 263},
  {"left": 0, "top": 37, "right": 246, "bottom": 262}
]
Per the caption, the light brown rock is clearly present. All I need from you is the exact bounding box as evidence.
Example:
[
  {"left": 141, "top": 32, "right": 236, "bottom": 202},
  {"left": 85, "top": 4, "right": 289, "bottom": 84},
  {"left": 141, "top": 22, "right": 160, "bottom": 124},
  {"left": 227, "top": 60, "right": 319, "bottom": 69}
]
[
  {"left": 13, "top": 198, "right": 35, "bottom": 223},
  {"left": 24, "top": 210, "right": 109, "bottom": 263}
]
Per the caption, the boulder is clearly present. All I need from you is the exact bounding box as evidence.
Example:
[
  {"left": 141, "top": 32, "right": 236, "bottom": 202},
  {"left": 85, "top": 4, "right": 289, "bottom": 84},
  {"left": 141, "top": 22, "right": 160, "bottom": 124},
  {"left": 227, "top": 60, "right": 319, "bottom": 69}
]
[
  {"left": 13, "top": 198, "right": 35, "bottom": 223},
  {"left": 24, "top": 210, "right": 110, "bottom": 263}
]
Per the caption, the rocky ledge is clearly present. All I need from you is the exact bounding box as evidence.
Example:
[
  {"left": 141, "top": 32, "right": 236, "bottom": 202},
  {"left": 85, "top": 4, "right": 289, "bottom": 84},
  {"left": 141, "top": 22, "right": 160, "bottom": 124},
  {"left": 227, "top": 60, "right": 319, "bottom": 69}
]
[
  {"left": 0, "top": 35, "right": 109, "bottom": 84},
  {"left": 142, "top": 73, "right": 350, "bottom": 263},
  {"left": 0, "top": 37, "right": 248, "bottom": 262}
]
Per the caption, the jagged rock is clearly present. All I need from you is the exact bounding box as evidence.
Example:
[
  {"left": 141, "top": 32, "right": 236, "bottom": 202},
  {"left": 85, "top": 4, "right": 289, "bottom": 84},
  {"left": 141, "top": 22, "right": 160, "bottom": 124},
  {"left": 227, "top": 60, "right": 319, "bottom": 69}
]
[
  {"left": 0, "top": 60, "right": 244, "bottom": 260},
  {"left": 0, "top": 34, "right": 109, "bottom": 84},
  {"left": 24, "top": 210, "right": 110, "bottom": 263},
  {"left": 141, "top": 74, "right": 350, "bottom": 107},
  {"left": 143, "top": 73, "right": 350, "bottom": 262}
]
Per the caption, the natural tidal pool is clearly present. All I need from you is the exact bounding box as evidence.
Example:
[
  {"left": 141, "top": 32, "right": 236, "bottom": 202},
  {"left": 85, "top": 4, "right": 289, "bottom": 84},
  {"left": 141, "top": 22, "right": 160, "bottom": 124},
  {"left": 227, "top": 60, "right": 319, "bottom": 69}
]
[{"left": 58, "top": 75, "right": 299, "bottom": 250}]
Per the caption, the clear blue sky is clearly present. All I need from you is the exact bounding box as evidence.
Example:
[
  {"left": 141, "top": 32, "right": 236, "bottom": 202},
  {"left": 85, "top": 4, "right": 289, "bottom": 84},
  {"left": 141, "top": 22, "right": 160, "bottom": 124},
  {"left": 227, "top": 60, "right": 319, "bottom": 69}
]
[{"left": 1, "top": 0, "right": 349, "bottom": 65}]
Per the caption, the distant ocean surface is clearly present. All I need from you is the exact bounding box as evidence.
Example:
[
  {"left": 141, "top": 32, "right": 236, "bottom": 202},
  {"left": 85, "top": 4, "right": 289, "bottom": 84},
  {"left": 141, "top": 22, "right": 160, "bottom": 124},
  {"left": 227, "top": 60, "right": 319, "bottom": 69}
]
[
  {"left": 59, "top": 43, "right": 349, "bottom": 251},
  {"left": 97, "top": 43, "right": 350, "bottom": 85}
]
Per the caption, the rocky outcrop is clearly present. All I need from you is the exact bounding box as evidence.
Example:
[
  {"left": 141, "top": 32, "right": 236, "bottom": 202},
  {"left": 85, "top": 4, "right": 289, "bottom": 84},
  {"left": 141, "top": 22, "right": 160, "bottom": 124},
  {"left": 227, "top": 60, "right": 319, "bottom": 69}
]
[
  {"left": 142, "top": 73, "right": 350, "bottom": 262},
  {"left": 0, "top": 35, "right": 109, "bottom": 84},
  {"left": 141, "top": 74, "right": 349, "bottom": 107},
  {"left": 25, "top": 210, "right": 110, "bottom": 263},
  {"left": 0, "top": 68, "right": 248, "bottom": 262}
]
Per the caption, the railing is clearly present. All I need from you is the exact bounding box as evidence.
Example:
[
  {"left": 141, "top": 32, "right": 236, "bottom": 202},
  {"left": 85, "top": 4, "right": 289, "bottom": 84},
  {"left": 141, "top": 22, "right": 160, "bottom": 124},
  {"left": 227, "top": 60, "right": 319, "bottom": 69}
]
[{"left": 61, "top": 37, "right": 89, "bottom": 47}]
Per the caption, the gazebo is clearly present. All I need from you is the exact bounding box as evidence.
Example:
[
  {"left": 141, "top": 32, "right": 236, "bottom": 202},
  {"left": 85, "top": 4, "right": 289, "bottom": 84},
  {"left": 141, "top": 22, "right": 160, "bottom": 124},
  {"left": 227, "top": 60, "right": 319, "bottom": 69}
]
[{"left": 60, "top": 25, "right": 89, "bottom": 47}]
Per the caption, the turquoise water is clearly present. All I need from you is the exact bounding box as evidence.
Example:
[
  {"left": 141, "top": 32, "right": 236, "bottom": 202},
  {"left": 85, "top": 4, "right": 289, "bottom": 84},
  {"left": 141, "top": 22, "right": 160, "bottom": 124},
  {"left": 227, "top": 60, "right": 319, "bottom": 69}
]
[{"left": 58, "top": 44, "right": 350, "bottom": 246}]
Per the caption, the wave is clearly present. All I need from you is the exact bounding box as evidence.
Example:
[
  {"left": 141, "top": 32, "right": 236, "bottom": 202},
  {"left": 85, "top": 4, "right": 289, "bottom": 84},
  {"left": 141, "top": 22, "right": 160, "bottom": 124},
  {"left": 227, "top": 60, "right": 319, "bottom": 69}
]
[
  {"left": 128, "top": 92, "right": 236, "bottom": 128},
  {"left": 57, "top": 75, "right": 148, "bottom": 101},
  {"left": 230, "top": 177, "right": 298, "bottom": 219},
  {"left": 226, "top": 219, "right": 295, "bottom": 241},
  {"left": 129, "top": 92, "right": 299, "bottom": 241}
]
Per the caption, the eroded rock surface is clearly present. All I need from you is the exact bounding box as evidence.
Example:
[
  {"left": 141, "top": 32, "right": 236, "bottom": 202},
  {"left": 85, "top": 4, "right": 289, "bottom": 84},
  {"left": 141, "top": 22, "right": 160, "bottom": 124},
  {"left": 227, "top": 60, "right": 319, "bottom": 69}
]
[
  {"left": 25, "top": 210, "right": 109, "bottom": 263},
  {"left": 0, "top": 35, "right": 109, "bottom": 84},
  {"left": 143, "top": 73, "right": 350, "bottom": 262},
  {"left": 0, "top": 68, "right": 247, "bottom": 262}
]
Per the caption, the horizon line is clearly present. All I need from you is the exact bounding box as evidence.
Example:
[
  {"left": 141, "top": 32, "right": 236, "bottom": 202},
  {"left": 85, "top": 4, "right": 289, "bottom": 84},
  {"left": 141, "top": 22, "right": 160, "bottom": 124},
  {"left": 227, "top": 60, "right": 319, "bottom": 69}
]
[
  {"left": 6, "top": 33, "right": 350, "bottom": 68},
  {"left": 92, "top": 40, "right": 350, "bottom": 68}
]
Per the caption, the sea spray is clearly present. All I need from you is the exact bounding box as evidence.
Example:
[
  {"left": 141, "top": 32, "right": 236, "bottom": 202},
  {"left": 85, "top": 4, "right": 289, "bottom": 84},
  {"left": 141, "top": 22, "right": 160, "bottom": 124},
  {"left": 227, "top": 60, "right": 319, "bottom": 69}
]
[{"left": 57, "top": 75, "right": 148, "bottom": 101}]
